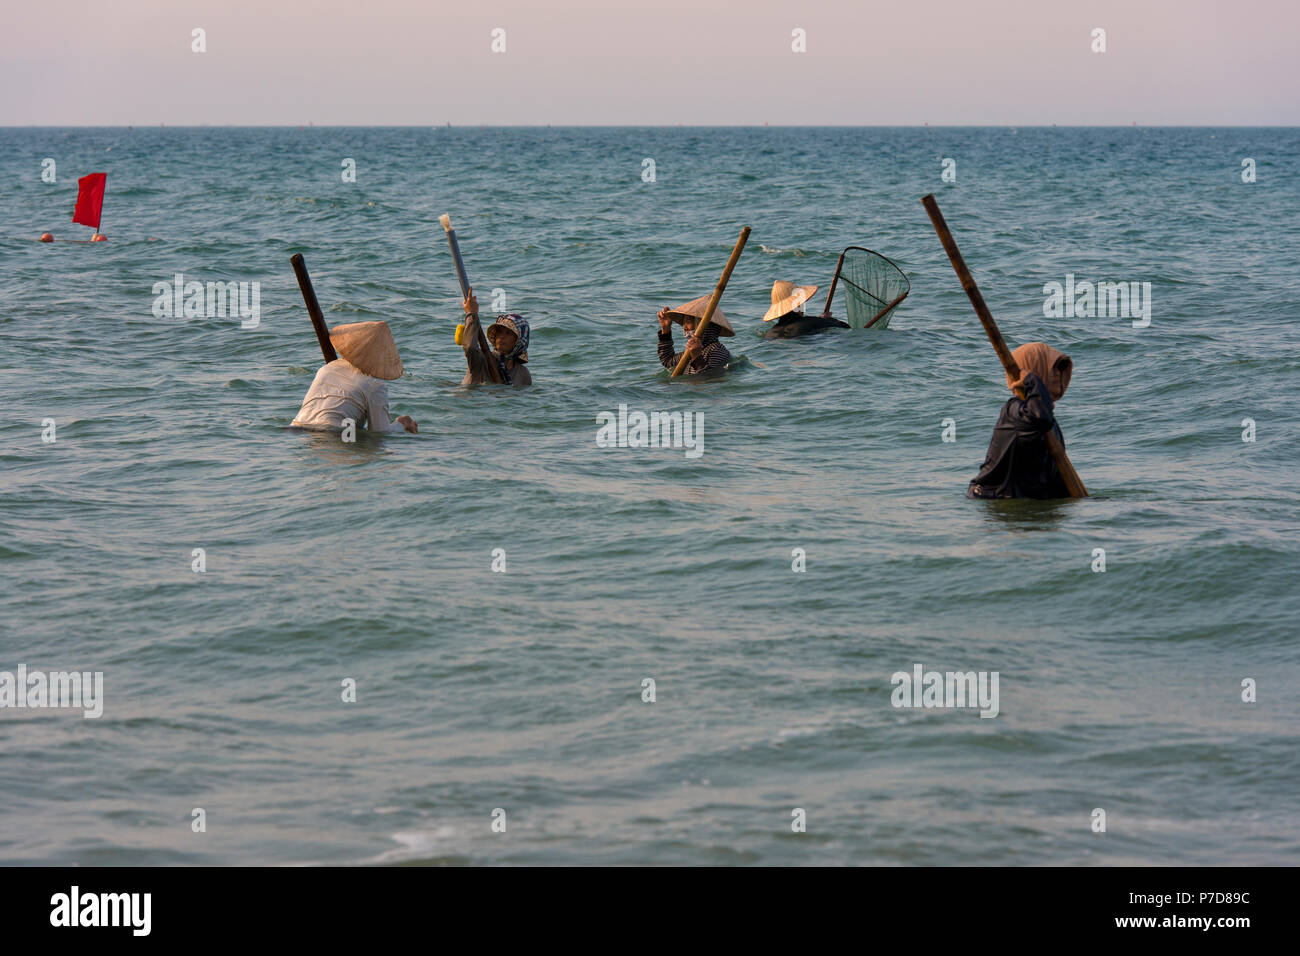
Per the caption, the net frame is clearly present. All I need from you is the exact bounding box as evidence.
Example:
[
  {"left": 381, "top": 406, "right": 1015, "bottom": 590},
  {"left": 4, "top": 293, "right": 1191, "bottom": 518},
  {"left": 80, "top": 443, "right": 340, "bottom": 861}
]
[{"left": 820, "top": 246, "right": 911, "bottom": 330}]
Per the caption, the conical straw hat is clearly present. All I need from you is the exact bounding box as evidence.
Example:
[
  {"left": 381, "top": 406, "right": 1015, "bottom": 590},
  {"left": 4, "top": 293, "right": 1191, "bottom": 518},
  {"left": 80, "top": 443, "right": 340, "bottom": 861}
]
[
  {"left": 328, "top": 321, "right": 403, "bottom": 380},
  {"left": 666, "top": 295, "right": 734, "bottom": 336},
  {"left": 763, "top": 280, "right": 820, "bottom": 321}
]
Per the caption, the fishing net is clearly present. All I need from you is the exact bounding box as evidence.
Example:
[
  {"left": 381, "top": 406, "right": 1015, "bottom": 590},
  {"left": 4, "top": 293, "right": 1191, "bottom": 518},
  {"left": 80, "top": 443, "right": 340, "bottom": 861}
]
[{"left": 832, "top": 247, "right": 910, "bottom": 330}]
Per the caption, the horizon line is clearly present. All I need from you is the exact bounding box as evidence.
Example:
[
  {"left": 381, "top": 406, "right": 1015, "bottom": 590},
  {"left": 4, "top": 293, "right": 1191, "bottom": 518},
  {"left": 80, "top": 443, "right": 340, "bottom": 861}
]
[{"left": 3, "top": 123, "right": 1296, "bottom": 129}]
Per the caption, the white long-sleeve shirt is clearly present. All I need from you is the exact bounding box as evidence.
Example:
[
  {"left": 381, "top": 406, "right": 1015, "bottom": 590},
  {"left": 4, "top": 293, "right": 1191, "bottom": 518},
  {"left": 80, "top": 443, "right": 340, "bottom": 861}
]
[{"left": 291, "top": 359, "right": 405, "bottom": 432}]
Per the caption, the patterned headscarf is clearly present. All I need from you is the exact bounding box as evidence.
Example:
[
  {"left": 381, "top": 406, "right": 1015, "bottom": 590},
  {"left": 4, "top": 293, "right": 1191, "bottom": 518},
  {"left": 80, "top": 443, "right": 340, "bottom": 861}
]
[{"left": 487, "top": 314, "right": 529, "bottom": 384}]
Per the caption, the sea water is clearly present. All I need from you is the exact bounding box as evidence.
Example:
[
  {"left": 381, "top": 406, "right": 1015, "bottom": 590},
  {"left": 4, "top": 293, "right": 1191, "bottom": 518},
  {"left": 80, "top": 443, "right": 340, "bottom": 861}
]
[{"left": 1, "top": 126, "right": 1297, "bottom": 864}]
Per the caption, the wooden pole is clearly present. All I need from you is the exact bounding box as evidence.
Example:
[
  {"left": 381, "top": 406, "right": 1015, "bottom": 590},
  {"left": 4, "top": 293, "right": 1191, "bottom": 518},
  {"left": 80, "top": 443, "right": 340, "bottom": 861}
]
[
  {"left": 671, "top": 226, "right": 751, "bottom": 378},
  {"left": 862, "top": 290, "right": 909, "bottom": 330},
  {"left": 440, "top": 214, "right": 504, "bottom": 384},
  {"left": 440, "top": 213, "right": 472, "bottom": 297},
  {"left": 290, "top": 253, "right": 339, "bottom": 365},
  {"left": 920, "top": 194, "right": 1088, "bottom": 498},
  {"left": 819, "top": 249, "right": 847, "bottom": 317}
]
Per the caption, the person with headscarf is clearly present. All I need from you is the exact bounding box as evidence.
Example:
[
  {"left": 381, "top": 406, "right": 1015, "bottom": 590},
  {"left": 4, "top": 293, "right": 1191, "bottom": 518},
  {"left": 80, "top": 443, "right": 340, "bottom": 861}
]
[
  {"left": 459, "top": 287, "right": 532, "bottom": 386},
  {"left": 656, "top": 295, "right": 733, "bottom": 376},
  {"left": 761, "top": 280, "right": 849, "bottom": 339},
  {"left": 968, "top": 342, "right": 1074, "bottom": 499},
  {"left": 291, "top": 320, "right": 418, "bottom": 433}
]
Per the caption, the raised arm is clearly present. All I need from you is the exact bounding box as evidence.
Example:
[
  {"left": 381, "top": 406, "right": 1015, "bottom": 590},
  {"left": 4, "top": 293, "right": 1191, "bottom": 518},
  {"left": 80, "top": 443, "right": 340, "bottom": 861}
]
[{"left": 656, "top": 306, "right": 680, "bottom": 370}]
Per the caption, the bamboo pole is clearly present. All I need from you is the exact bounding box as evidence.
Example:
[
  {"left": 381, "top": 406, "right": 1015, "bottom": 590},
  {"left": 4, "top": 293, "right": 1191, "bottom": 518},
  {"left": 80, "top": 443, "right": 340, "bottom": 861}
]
[
  {"left": 863, "top": 290, "right": 909, "bottom": 330},
  {"left": 290, "top": 253, "right": 339, "bottom": 365},
  {"left": 671, "top": 226, "right": 751, "bottom": 378},
  {"left": 920, "top": 194, "right": 1088, "bottom": 497}
]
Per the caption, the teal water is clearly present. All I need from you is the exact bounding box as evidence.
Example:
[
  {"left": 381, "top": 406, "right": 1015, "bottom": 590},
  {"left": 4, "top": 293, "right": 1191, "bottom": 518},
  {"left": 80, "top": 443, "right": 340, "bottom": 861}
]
[{"left": 1, "top": 127, "right": 1297, "bottom": 865}]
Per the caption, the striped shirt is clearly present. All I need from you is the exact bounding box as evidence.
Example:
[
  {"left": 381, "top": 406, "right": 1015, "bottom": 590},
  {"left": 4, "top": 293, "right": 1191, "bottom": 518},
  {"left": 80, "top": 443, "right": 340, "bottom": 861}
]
[{"left": 658, "top": 329, "right": 730, "bottom": 375}]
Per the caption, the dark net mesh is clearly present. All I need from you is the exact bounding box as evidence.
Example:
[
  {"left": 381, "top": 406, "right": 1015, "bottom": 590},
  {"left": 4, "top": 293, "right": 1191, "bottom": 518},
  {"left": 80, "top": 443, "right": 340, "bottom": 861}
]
[{"left": 837, "top": 247, "right": 910, "bottom": 329}]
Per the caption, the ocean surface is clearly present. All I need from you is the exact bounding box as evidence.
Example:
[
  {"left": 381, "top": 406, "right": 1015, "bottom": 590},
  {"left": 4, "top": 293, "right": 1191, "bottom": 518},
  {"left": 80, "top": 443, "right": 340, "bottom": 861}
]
[{"left": 1, "top": 126, "right": 1297, "bottom": 866}]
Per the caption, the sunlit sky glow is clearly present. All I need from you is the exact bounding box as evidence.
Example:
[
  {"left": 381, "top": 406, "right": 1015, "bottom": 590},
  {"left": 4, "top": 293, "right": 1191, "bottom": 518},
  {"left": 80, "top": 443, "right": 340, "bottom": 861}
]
[{"left": 2, "top": 0, "right": 1294, "bottom": 125}]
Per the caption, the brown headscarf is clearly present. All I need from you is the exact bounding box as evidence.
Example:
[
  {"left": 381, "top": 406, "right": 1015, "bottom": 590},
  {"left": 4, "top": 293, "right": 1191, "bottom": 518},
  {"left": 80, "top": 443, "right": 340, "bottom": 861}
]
[{"left": 1007, "top": 342, "right": 1072, "bottom": 400}]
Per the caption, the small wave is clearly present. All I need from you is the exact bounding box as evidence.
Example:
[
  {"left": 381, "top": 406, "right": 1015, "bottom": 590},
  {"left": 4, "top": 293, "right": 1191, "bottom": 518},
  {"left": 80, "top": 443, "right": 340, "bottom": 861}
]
[
  {"left": 758, "top": 244, "right": 808, "bottom": 257},
  {"left": 365, "top": 827, "right": 461, "bottom": 865},
  {"left": 327, "top": 301, "right": 385, "bottom": 316}
]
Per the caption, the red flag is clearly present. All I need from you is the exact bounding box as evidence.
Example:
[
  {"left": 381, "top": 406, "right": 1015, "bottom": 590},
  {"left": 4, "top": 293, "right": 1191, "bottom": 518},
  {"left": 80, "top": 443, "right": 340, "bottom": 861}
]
[{"left": 72, "top": 172, "right": 107, "bottom": 230}]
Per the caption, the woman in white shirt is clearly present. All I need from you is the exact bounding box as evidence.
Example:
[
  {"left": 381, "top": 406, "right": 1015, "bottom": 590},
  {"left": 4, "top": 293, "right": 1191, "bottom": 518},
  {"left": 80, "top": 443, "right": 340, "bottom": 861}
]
[{"left": 291, "top": 321, "right": 418, "bottom": 434}]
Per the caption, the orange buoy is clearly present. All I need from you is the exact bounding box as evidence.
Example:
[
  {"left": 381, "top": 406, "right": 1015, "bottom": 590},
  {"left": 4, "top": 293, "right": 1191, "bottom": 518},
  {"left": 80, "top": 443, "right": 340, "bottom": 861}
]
[
  {"left": 39, "top": 233, "right": 54, "bottom": 242},
  {"left": 91, "top": 233, "right": 107, "bottom": 242}
]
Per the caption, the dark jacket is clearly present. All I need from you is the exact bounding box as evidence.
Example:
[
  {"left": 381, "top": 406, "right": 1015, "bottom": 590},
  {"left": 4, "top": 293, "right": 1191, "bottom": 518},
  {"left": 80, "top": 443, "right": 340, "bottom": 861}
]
[
  {"left": 658, "top": 327, "right": 730, "bottom": 375},
  {"left": 967, "top": 372, "right": 1070, "bottom": 500},
  {"left": 460, "top": 311, "right": 532, "bottom": 386},
  {"left": 762, "top": 311, "right": 850, "bottom": 339}
]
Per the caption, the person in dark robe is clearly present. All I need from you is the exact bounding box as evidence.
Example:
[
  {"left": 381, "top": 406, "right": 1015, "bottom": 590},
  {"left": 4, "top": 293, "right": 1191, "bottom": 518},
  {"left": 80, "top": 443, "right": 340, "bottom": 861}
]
[
  {"left": 761, "top": 280, "right": 849, "bottom": 339},
  {"left": 968, "top": 342, "right": 1075, "bottom": 500}
]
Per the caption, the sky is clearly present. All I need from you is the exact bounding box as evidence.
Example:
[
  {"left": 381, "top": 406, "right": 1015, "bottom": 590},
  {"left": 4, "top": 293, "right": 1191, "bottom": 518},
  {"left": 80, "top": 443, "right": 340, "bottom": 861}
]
[{"left": 1, "top": 0, "right": 1295, "bottom": 125}]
